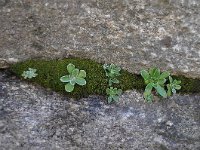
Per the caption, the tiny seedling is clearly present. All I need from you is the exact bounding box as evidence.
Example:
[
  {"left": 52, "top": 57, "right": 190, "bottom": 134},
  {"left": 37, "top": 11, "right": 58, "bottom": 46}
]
[
  {"left": 60, "top": 63, "right": 86, "bottom": 92},
  {"left": 103, "top": 64, "right": 121, "bottom": 86},
  {"left": 106, "top": 87, "right": 122, "bottom": 103},
  {"left": 141, "top": 67, "right": 170, "bottom": 102},
  {"left": 167, "top": 76, "right": 181, "bottom": 97},
  {"left": 22, "top": 68, "right": 38, "bottom": 79}
]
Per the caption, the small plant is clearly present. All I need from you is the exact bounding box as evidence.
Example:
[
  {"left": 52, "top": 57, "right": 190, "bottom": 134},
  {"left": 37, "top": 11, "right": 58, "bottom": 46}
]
[
  {"left": 103, "top": 64, "right": 121, "bottom": 86},
  {"left": 103, "top": 63, "right": 122, "bottom": 103},
  {"left": 22, "top": 68, "right": 38, "bottom": 79},
  {"left": 60, "top": 63, "right": 86, "bottom": 92},
  {"left": 106, "top": 87, "right": 122, "bottom": 103},
  {"left": 167, "top": 76, "right": 181, "bottom": 97},
  {"left": 141, "top": 67, "right": 170, "bottom": 102}
]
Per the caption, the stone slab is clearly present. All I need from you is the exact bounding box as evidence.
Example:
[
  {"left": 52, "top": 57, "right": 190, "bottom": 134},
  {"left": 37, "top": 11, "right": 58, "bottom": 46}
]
[
  {"left": 0, "top": 70, "right": 199, "bottom": 149},
  {"left": 0, "top": 0, "right": 200, "bottom": 78}
]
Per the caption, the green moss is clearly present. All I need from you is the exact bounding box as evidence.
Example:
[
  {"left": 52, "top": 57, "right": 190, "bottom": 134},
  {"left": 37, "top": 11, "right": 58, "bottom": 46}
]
[{"left": 10, "top": 58, "right": 200, "bottom": 98}]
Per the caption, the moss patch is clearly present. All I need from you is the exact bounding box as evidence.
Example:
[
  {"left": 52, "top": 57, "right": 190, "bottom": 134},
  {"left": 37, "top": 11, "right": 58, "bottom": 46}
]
[{"left": 10, "top": 58, "right": 200, "bottom": 98}]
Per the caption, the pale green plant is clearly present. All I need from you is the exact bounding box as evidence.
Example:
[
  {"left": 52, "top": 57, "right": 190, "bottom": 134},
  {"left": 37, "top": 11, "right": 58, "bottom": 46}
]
[
  {"left": 103, "top": 64, "right": 121, "bottom": 86},
  {"left": 60, "top": 63, "right": 86, "bottom": 92},
  {"left": 106, "top": 87, "right": 122, "bottom": 103},
  {"left": 22, "top": 68, "right": 38, "bottom": 79},
  {"left": 141, "top": 67, "right": 170, "bottom": 102},
  {"left": 141, "top": 68, "right": 182, "bottom": 102},
  {"left": 167, "top": 76, "right": 181, "bottom": 97}
]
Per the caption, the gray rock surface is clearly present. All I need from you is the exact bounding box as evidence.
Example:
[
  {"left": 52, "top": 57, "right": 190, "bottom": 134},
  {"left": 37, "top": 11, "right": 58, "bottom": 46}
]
[
  {"left": 1, "top": 1, "right": 200, "bottom": 149},
  {"left": 0, "top": 70, "right": 199, "bottom": 150},
  {"left": 0, "top": 0, "right": 200, "bottom": 78}
]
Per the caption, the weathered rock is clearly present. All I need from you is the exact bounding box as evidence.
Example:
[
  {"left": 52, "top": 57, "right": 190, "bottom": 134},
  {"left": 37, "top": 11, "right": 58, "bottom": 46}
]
[
  {"left": 0, "top": 70, "right": 199, "bottom": 149},
  {"left": 1, "top": 1, "right": 200, "bottom": 149},
  {"left": 0, "top": 0, "right": 200, "bottom": 78}
]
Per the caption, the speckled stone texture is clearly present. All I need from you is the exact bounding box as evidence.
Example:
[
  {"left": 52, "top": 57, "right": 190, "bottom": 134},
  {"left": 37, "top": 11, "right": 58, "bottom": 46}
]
[
  {"left": 0, "top": 0, "right": 200, "bottom": 78},
  {"left": 0, "top": 1, "right": 200, "bottom": 149},
  {"left": 0, "top": 71, "right": 200, "bottom": 150}
]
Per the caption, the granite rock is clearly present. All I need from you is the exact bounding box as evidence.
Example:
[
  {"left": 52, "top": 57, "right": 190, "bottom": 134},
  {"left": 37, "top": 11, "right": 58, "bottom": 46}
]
[
  {"left": 1, "top": 1, "right": 200, "bottom": 149},
  {"left": 0, "top": 0, "right": 200, "bottom": 78},
  {"left": 0, "top": 70, "right": 199, "bottom": 150}
]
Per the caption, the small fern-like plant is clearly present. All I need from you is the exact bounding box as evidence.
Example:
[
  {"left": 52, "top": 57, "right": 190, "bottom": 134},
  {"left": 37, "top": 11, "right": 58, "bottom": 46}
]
[
  {"left": 22, "top": 68, "right": 38, "bottom": 79},
  {"left": 60, "top": 63, "right": 86, "bottom": 92},
  {"left": 106, "top": 87, "right": 122, "bottom": 103},
  {"left": 103, "top": 64, "right": 121, "bottom": 86}
]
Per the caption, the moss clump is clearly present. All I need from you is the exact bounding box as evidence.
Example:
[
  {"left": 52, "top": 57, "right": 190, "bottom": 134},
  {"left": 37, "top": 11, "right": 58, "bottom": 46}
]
[{"left": 10, "top": 58, "right": 200, "bottom": 98}]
